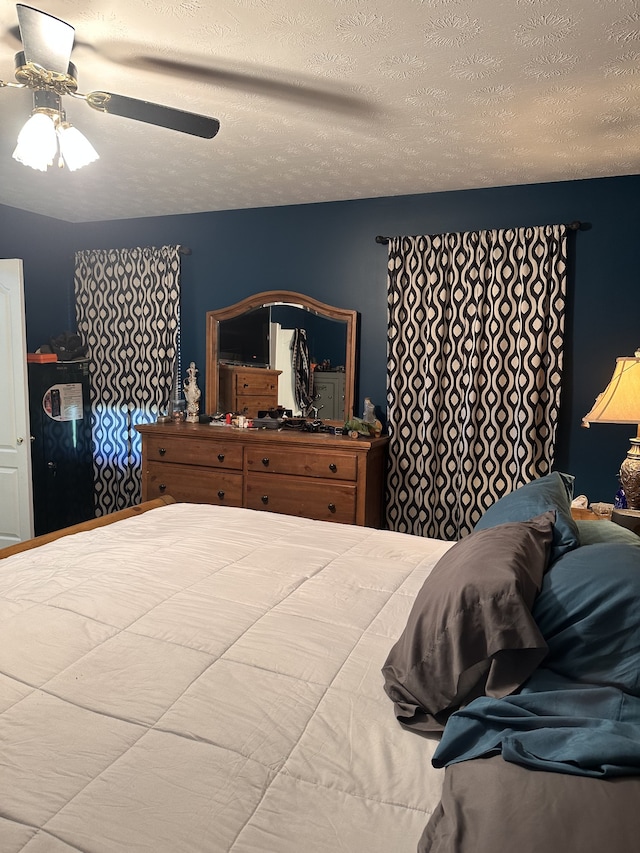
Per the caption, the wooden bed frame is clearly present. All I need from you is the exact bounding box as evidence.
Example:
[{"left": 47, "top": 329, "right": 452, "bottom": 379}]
[{"left": 0, "top": 496, "right": 176, "bottom": 560}]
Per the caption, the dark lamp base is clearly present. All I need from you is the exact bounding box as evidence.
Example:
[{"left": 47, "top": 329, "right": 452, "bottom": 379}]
[{"left": 620, "top": 437, "right": 640, "bottom": 511}]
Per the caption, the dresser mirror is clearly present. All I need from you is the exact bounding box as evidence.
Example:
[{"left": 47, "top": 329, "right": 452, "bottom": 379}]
[{"left": 205, "top": 291, "right": 358, "bottom": 422}]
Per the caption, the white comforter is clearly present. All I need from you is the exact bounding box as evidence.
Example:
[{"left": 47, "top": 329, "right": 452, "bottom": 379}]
[{"left": 0, "top": 504, "right": 451, "bottom": 853}]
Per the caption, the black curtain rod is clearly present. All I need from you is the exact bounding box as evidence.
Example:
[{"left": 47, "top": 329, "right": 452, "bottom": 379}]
[
  {"left": 375, "top": 221, "right": 584, "bottom": 245},
  {"left": 178, "top": 246, "right": 192, "bottom": 255}
]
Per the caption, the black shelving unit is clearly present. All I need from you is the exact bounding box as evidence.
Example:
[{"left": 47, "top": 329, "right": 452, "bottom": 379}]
[{"left": 28, "top": 360, "right": 95, "bottom": 535}]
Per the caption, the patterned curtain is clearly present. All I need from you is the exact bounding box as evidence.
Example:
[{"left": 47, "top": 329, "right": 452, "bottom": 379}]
[
  {"left": 75, "top": 246, "right": 181, "bottom": 515},
  {"left": 386, "top": 225, "right": 567, "bottom": 541}
]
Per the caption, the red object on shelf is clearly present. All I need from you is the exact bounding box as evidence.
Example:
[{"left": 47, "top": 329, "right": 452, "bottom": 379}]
[{"left": 27, "top": 353, "right": 58, "bottom": 363}]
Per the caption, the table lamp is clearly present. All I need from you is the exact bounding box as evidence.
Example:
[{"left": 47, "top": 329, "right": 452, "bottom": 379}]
[{"left": 582, "top": 350, "right": 640, "bottom": 510}]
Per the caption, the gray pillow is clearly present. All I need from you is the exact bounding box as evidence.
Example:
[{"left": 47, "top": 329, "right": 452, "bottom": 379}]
[{"left": 382, "top": 512, "right": 554, "bottom": 732}]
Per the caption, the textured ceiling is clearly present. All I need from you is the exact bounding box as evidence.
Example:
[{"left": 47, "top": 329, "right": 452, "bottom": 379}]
[{"left": 0, "top": 0, "right": 638, "bottom": 223}]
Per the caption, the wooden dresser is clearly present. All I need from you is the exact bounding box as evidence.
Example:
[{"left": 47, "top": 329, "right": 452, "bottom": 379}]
[
  {"left": 136, "top": 422, "right": 388, "bottom": 528},
  {"left": 218, "top": 364, "right": 281, "bottom": 417}
]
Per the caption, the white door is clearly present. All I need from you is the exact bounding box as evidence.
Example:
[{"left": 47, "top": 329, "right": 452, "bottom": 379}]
[
  {"left": 0, "top": 259, "right": 34, "bottom": 547},
  {"left": 272, "top": 323, "right": 298, "bottom": 414}
]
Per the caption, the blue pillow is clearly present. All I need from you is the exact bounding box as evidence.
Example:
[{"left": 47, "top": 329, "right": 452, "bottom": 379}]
[
  {"left": 474, "top": 472, "right": 579, "bottom": 563},
  {"left": 533, "top": 543, "right": 640, "bottom": 696},
  {"left": 575, "top": 520, "right": 640, "bottom": 548}
]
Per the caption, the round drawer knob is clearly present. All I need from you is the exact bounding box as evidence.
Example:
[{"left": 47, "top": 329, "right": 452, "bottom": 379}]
[
  {"left": 159, "top": 483, "right": 166, "bottom": 492},
  {"left": 158, "top": 447, "right": 166, "bottom": 456},
  {"left": 217, "top": 490, "right": 225, "bottom": 499},
  {"left": 328, "top": 503, "right": 336, "bottom": 513},
  {"left": 261, "top": 457, "right": 270, "bottom": 467},
  {"left": 217, "top": 453, "right": 225, "bottom": 462},
  {"left": 261, "top": 495, "right": 269, "bottom": 504},
  {"left": 329, "top": 463, "right": 337, "bottom": 473}
]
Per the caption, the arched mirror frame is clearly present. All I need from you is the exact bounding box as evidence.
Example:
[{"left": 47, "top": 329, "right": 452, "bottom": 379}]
[{"left": 205, "top": 290, "right": 358, "bottom": 422}]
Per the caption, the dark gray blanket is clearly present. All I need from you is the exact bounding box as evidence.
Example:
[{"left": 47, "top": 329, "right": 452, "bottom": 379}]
[{"left": 421, "top": 755, "right": 640, "bottom": 853}]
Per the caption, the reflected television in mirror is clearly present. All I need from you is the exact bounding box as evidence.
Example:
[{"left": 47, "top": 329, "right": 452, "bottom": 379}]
[{"left": 218, "top": 306, "right": 270, "bottom": 367}]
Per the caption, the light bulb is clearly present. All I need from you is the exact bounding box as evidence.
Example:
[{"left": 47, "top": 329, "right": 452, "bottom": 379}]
[
  {"left": 12, "top": 112, "right": 58, "bottom": 171},
  {"left": 57, "top": 123, "right": 100, "bottom": 171}
]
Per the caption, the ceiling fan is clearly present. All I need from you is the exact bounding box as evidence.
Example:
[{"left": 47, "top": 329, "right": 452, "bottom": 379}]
[{"left": 1, "top": 4, "right": 220, "bottom": 171}]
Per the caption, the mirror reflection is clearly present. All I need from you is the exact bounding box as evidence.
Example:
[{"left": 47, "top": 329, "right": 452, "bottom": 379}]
[
  {"left": 219, "top": 305, "right": 347, "bottom": 418},
  {"left": 205, "top": 292, "right": 357, "bottom": 422}
]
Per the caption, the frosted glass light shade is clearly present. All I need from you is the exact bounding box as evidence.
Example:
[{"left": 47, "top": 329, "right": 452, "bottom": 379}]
[
  {"left": 12, "top": 112, "right": 58, "bottom": 171},
  {"left": 57, "top": 124, "right": 100, "bottom": 171},
  {"left": 12, "top": 110, "right": 99, "bottom": 173}
]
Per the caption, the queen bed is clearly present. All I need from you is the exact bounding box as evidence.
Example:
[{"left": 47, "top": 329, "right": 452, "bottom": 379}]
[{"left": 1, "top": 473, "right": 639, "bottom": 852}]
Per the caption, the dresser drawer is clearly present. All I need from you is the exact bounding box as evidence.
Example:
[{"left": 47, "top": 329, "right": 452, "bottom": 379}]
[
  {"left": 245, "top": 447, "right": 358, "bottom": 480},
  {"left": 245, "top": 473, "right": 357, "bottom": 524},
  {"left": 233, "top": 370, "right": 279, "bottom": 395},
  {"left": 235, "top": 394, "right": 278, "bottom": 416},
  {"left": 146, "top": 462, "right": 243, "bottom": 505},
  {"left": 145, "top": 435, "right": 242, "bottom": 469}
]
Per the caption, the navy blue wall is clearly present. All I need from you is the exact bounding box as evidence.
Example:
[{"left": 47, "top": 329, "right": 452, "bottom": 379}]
[
  {"left": 0, "top": 205, "right": 74, "bottom": 348},
  {"left": 2, "top": 173, "right": 638, "bottom": 504}
]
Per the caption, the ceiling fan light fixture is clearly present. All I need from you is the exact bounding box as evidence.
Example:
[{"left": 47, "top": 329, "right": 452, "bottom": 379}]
[
  {"left": 12, "top": 109, "right": 57, "bottom": 171},
  {"left": 8, "top": 4, "right": 221, "bottom": 175},
  {"left": 57, "top": 122, "right": 99, "bottom": 171},
  {"left": 12, "top": 91, "right": 99, "bottom": 173}
]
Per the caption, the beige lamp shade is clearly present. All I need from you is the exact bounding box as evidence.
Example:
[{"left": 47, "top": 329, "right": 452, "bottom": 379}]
[
  {"left": 582, "top": 353, "right": 640, "bottom": 426},
  {"left": 582, "top": 350, "right": 640, "bottom": 511}
]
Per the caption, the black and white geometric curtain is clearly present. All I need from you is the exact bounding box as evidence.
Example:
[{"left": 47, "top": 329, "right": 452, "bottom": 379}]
[
  {"left": 75, "top": 246, "right": 181, "bottom": 516},
  {"left": 386, "top": 225, "right": 568, "bottom": 541}
]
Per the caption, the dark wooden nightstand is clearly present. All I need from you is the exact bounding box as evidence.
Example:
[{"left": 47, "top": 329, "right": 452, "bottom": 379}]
[{"left": 611, "top": 509, "right": 640, "bottom": 536}]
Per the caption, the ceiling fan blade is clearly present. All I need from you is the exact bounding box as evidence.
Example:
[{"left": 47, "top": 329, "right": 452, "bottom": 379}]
[
  {"left": 76, "top": 43, "right": 374, "bottom": 117},
  {"left": 16, "top": 4, "right": 75, "bottom": 74},
  {"left": 85, "top": 91, "right": 220, "bottom": 139},
  {"left": 129, "top": 55, "right": 371, "bottom": 115}
]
